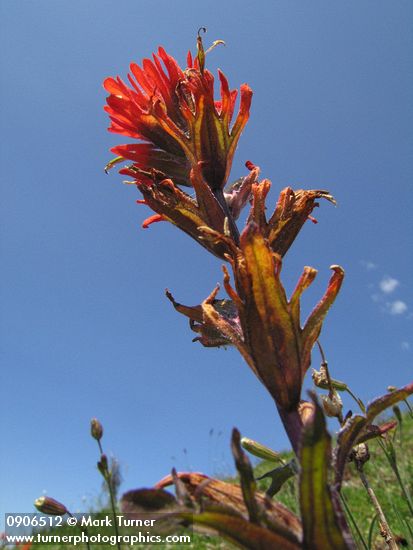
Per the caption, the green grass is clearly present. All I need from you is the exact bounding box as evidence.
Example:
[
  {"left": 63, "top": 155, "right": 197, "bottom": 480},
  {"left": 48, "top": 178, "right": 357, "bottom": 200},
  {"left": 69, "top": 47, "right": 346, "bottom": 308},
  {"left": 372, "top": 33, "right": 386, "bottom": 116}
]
[
  {"left": 6, "top": 412, "right": 412, "bottom": 549},
  {"left": 252, "top": 410, "right": 413, "bottom": 549}
]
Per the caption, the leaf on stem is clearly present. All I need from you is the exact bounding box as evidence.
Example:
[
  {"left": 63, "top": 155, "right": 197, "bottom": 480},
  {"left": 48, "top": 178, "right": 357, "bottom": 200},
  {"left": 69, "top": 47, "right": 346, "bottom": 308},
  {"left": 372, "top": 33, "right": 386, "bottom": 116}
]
[{"left": 299, "top": 394, "right": 356, "bottom": 550}]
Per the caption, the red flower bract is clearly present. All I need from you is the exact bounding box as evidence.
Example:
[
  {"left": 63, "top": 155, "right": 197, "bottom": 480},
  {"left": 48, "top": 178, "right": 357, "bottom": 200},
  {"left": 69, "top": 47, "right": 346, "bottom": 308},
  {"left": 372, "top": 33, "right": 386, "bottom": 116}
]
[{"left": 104, "top": 42, "right": 252, "bottom": 192}]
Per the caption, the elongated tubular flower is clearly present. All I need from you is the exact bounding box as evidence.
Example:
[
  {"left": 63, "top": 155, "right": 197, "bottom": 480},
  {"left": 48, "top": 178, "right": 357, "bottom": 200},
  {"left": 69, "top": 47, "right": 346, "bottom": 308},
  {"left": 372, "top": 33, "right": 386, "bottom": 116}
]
[
  {"left": 208, "top": 224, "right": 344, "bottom": 409},
  {"left": 104, "top": 43, "right": 252, "bottom": 193}
]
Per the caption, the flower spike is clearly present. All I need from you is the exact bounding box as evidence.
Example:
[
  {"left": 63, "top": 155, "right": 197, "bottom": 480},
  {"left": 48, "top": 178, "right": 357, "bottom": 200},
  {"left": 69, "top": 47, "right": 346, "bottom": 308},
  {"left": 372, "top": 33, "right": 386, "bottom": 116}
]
[{"left": 104, "top": 36, "right": 252, "bottom": 220}]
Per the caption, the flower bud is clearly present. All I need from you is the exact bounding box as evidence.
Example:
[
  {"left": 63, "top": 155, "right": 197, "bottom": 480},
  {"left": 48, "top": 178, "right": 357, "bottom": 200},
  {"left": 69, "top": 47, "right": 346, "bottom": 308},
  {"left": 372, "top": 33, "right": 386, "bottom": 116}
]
[
  {"left": 352, "top": 443, "right": 370, "bottom": 465},
  {"left": 321, "top": 392, "right": 343, "bottom": 418},
  {"left": 298, "top": 401, "right": 316, "bottom": 425},
  {"left": 97, "top": 454, "right": 109, "bottom": 478},
  {"left": 90, "top": 418, "right": 103, "bottom": 441},
  {"left": 240, "top": 437, "right": 281, "bottom": 463},
  {"left": 34, "top": 496, "right": 68, "bottom": 516}
]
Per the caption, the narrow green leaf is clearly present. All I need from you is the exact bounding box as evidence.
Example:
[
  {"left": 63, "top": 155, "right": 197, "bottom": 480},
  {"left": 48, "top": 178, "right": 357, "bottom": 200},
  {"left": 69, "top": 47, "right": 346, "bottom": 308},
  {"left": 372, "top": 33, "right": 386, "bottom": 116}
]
[
  {"left": 367, "top": 514, "right": 378, "bottom": 550},
  {"left": 231, "top": 428, "right": 260, "bottom": 524},
  {"left": 257, "top": 461, "right": 297, "bottom": 497},
  {"left": 299, "top": 395, "right": 356, "bottom": 550},
  {"left": 340, "top": 492, "right": 368, "bottom": 550}
]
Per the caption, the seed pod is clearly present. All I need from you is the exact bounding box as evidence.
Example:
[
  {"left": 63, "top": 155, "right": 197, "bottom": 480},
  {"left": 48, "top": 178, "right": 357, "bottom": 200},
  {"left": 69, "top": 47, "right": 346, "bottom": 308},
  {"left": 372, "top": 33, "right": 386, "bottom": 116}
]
[
  {"left": 353, "top": 443, "right": 370, "bottom": 465},
  {"left": 312, "top": 366, "right": 348, "bottom": 392},
  {"left": 34, "top": 496, "right": 68, "bottom": 516},
  {"left": 321, "top": 392, "right": 343, "bottom": 418},
  {"left": 241, "top": 437, "right": 281, "bottom": 462}
]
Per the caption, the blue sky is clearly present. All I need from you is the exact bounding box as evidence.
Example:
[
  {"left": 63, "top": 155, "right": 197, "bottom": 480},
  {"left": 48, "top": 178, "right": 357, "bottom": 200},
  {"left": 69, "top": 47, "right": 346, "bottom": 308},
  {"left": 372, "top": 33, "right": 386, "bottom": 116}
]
[{"left": 1, "top": 0, "right": 412, "bottom": 520}]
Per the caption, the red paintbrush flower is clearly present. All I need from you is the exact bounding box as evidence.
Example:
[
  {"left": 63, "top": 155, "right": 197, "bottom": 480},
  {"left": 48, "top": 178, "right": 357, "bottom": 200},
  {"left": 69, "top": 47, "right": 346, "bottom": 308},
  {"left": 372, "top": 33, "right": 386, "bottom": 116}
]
[
  {"left": 104, "top": 34, "right": 252, "bottom": 192},
  {"left": 104, "top": 33, "right": 253, "bottom": 251}
]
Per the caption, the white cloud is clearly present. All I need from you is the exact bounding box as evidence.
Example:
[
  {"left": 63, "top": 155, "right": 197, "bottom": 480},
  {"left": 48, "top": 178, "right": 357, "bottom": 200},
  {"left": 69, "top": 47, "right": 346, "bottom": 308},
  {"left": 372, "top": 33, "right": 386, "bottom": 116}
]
[
  {"left": 401, "top": 341, "right": 411, "bottom": 351},
  {"left": 360, "top": 260, "right": 377, "bottom": 271},
  {"left": 388, "top": 300, "right": 408, "bottom": 315},
  {"left": 379, "top": 276, "right": 399, "bottom": 294}
]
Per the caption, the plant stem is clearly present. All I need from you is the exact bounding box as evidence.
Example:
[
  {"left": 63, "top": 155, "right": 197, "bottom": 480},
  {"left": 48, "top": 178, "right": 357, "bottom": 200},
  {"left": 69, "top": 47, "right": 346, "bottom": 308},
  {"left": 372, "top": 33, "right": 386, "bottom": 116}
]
[
  {"left": 106, "top": 473, "right": 121, "bottom": 550},
  {"left": 367, "top": 515, "right": 378, "bottom": 550},
  {"left": 276, "top": 404, "right": 302, "bottom": 456},
  {"left": 340, "top": 491, "right": 369, "bottom": 550},
  {"left": 97, "top": 440, "right": 103, "bottom": 455},
  {"left": 378, "top": 439, "right": 413, "bottom": 518},
  {"left": 68, "top": 511, "right": 91, "bottom": 550},
  {"left": 356, "top": 464, "right": 398, "bottom": 550},
  {"left": 392, "top": 462, "right": 413, "bottom": 518},
  {"left": 403, "top": 398, "right": 413, "bottom": 418},
  {"left": 345, "top": 387, "right": 366, "bottom": 414},
  {"left": 96, "top": 442, "right": 121, "bottom": 550}
]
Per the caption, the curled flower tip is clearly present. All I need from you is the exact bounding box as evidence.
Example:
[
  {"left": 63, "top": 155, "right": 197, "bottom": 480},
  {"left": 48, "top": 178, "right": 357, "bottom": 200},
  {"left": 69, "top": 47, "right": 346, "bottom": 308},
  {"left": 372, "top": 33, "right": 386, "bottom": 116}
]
[
  {"left": 142, "top": 214, "right": 164, "bottom": 229},
  {"left": 104, "top": 156, "right": 124, "bottom": 174},
  {"left": 205, "top": 40, "right": 226, "bottom": 54},
  {"left": 90, "top": 418, "right": 103, "bottom": 441},
  {"left": 34, "top": 496, "right": 68, "bottom": 516},
  {"left": 197, "top": 28, "right": 207, "bottom": 73},
  {"left": 245, "top": 160, "right": 257, "bottom": 171},
  {"left": 205, "top": 283, "right": 221, "bottom": 304},
  {"left": 321, "top": 191, "right": 337, "bottom": 206},
  {"left": 165, "top": 289, "right": 176, "bottom": 305}
]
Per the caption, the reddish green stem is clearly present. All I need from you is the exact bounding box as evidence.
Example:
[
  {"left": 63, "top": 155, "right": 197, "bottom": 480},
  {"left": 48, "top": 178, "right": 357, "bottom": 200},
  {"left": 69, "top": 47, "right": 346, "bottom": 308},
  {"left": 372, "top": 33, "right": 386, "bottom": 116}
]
[{"left": 276, "top": 403, "right": 303, "bottom": 455}]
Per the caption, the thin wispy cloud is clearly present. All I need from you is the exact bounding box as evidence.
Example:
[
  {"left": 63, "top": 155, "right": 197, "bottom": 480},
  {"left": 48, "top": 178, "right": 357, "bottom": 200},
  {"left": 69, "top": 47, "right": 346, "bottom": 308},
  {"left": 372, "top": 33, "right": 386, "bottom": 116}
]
[
  {"left": 360, "top": 260, "right": 377, "bottom": 271},
  {"left": 401, "top": 341, "right": 411, "bottom": 351},
  {"left": 379, "top": 276, "right": 399, "bottom": 294}
]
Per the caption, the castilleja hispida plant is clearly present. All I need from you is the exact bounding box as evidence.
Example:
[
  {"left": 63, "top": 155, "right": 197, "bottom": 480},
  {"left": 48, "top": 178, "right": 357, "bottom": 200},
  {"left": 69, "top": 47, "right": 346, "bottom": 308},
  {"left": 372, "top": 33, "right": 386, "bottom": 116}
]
[{"left": 104, "top": 32, "right": 413, "bottom": 549}]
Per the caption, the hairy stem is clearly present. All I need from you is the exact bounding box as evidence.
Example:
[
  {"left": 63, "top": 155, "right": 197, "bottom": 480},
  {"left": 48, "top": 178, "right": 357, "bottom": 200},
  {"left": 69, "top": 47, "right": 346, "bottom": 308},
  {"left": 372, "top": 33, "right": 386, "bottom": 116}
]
[{"left": 356, "top": 464, "right": 398, "bottom": 550}]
